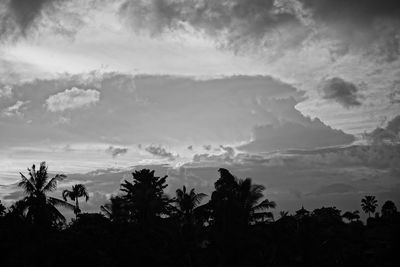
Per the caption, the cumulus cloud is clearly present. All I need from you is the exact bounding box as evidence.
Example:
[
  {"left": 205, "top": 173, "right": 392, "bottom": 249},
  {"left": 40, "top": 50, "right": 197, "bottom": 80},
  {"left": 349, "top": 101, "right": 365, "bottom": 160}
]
[
  {"left": 105, "top": 146, "right": 128, "bottom": 158},
  {"left": 1, "top": 100, "right": 29, "bottom": 117},
  {"left": 0, "top": 85, "right": 12, "bottom": 98},
  {"left": 238, "top": 118, "right": 355, "bottom": 152},
  {"left": 45, "top": 87, "right": 100, "bottom": 112},
  {"left": 321, "top": 77, "right": 362, "bottom": 108},
  {"left": 144, "top": 145, "right": 178, "bottom": 160}
]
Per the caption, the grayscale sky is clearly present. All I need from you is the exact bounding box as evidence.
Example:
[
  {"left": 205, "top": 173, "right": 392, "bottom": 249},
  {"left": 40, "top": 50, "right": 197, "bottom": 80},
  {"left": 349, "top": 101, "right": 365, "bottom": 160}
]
[{"left": 0, "top": 0, "right": 399, "bottom": 216}]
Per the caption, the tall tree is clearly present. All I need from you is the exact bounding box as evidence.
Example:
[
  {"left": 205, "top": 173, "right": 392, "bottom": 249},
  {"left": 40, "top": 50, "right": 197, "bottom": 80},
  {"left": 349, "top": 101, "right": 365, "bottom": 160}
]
[
  {"left": 62, "top": 184, "right": 89, "bottom": 217},
  {"left": 209, "top": 168, "right": 276, "bottom": 229},
  {"left": 18, "top": 162, "right": 74, "bottom": 227},
  {"left": 381, "top": 200, "right": 397, "bottom": 218},
  {"left": 120, "top": 169, "right": 172, "bottom": 225},
  {"left": 361, "top": 195, "right": 378, "bottom": 218}
]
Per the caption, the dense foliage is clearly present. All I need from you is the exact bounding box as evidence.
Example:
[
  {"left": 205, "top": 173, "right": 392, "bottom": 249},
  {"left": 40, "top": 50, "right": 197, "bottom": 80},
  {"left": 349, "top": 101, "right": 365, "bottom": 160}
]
[{"left": 0, "top": 162, "right": 398, "bottom": 266}]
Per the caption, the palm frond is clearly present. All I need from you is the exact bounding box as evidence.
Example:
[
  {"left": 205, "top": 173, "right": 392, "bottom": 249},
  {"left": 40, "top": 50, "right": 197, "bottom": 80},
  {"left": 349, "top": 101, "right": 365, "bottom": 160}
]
[
  {"left": 48, "top": 197, "right": 75, "bottom": 210},
  {"left": 253, "top": 199, "right": 277, "bottom": 212},
  {"left": 43, "top": 174, "right": 66, "bottom": 193},
  {"left": 18, "top": 173, "right": 36, "bottom": 194}
]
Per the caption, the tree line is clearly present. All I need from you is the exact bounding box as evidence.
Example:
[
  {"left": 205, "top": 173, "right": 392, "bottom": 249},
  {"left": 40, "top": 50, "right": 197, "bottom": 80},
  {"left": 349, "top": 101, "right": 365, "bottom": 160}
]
[{"left": 0, "top": 162, "right": 398, "bottom": 266}]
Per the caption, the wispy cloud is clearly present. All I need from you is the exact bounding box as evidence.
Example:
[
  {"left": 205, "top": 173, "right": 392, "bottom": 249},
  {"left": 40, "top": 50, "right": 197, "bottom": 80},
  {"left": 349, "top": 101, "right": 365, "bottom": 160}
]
[{"left": 105, "top": 146, "right": 128, "bottom": 158}]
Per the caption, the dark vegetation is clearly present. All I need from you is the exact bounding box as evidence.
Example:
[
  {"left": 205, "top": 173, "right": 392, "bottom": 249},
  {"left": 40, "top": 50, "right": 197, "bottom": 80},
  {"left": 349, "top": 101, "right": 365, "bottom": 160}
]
[{"left": 0, "top": 162, "right": 399, "bottom": 266}]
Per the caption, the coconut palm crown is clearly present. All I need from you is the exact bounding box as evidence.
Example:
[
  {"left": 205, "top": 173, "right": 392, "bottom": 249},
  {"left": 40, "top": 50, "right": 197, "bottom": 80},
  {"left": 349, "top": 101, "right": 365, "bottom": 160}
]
[
  {"left": 62, "top": 184, "right": 89, "bottom": 216},
  {"left": 18, "top": 162, "right": 74, "bottom": 226}
]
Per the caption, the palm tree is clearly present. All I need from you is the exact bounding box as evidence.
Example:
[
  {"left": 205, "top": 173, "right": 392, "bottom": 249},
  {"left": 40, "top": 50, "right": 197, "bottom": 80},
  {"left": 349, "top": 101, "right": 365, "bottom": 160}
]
[
  {"left": 237, "top": 177, "right": 276, "bottom": 223},
  {"left": 18, "top": 162, "right": 74, "bottom": 227},
  {"left": 210, "top": 168, "right": 276, "bottom": 228},
  {"left": 361, "top": 195, "right": 378, "bottom": 218},
  {"left": 62, "top": 184, "right": 89, "bottom": 217},
  {"left": 174, "top": 185, "right": 207, "bottom": 224}
]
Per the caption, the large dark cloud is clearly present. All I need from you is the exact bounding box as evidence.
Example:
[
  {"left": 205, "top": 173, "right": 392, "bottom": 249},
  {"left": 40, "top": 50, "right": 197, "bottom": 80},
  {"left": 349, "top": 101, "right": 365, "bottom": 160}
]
[
  {"left": 0, "top": 0, "right": 58, "bottom": 40},
  {"left": 120, "top": 0, "right": 400, "bottom": 60},
  {"left": 120, "top": 0, "right": 308, "bottom": 54},
  {"left": 321, "top": 77, "right": 362, "bottom": 108},
  {"left": 0, "top": 0, "right": 89, "bottom": 42}
]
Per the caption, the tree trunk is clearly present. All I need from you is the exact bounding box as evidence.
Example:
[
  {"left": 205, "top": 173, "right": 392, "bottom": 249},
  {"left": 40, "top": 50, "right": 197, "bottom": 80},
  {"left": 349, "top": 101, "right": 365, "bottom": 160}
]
[{"left": 75, "top": 198, "right": 80, "bottom": 218}]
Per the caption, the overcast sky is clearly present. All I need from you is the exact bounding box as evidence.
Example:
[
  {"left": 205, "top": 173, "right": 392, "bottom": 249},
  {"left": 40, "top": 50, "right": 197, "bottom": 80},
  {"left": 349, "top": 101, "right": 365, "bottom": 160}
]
[{"left": 0, "top": 0, "right": 399, "bottom": 215}]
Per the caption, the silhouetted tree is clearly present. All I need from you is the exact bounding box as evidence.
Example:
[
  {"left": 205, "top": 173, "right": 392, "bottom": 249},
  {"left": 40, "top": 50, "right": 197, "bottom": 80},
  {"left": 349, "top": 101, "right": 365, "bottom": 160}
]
[
  {"left": 381, "top": 200, "right": 397, "bottom": 218},
  {"left": 237, "top": 177, "right": 276, "bottom": 223},
  {"left": 18, "top": 162, "right": 74, "bottom": 227},
  {"left": 361, "top": 195, "right": 378, "bottom": 218},
  {"left": 120, "top": 169, "right": 172, "bottom": 225},
  {"left": 101, "top": 195, "right": 130, "bottom": 223},
  {"left": 174, "top": 185, "right": 207, "bottom": 225},
  {"left": 312, "top": 206, "right": 342, "bottom": 224},
  {"left": 342, "top": 210, "right": 360, "bottom": 222},
  {"left": 62, "top": 184, "right": 89, "bottom": 217},
  {"left": 0, "top": 200, "right": 5, "bottom": 216},
  {"left": 210, "top": 168, "right": 276, "bottom": 227},
  {"left": 295, "top": 206, "right": 310, "bottom": 219}
]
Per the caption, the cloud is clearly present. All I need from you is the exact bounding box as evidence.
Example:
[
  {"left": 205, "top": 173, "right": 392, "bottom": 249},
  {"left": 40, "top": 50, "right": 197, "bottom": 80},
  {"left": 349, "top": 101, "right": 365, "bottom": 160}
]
[
  {"left": 309, "top": 183, "right": 357, "bottom": 196},
  {"left": 0, "top": 73, "right": 349, "bottom": 151},
  {"left": 1, "top": 100, "right": 29, "bottom": 117},
  {"left": 0, "top": 0, "right": 58, "bottom": 40},
  {"left": 0, "top": 85, "right": 12, "bottom": 98},
  {"left": 120, "top": 0, "right": 306, "bottom": 54},
  {"left": 321, "top": 77, "right": 362, "bottom": 108},
  {"left": 389, "top": 86, "right": 400, "bottom": 104},
  {"left": 193, "top": 145, "right": 236, "bottom": 164},
  {"left": 366, "top": 115, "right": 400, "bottom": 144},
  {"left": 105, "top": 146, "right": 128, "bottom": 158},
  {"left": 119, "top": 0, "right": 400, "bottom": 60},
  {"left": 0, "top": 0, "right": 89, "bottom": 42},
  {"left": 45, "top": 87, "right": 100, "bottom": 112},
  {"left": 203, "top": 145, "right": 212, "bottom": 151},
  {"left": 144, "top": 145, "right": 178, "bottom": 160},
  {"left": 238, "top": 118, "right": 355, "bottom": 152}
]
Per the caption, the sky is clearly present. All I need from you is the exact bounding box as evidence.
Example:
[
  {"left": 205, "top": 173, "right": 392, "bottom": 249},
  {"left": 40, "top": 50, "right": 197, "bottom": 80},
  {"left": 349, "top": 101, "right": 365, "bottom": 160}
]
[{"left": 0, "top": 0, "right": 400, "bottom": 216}]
